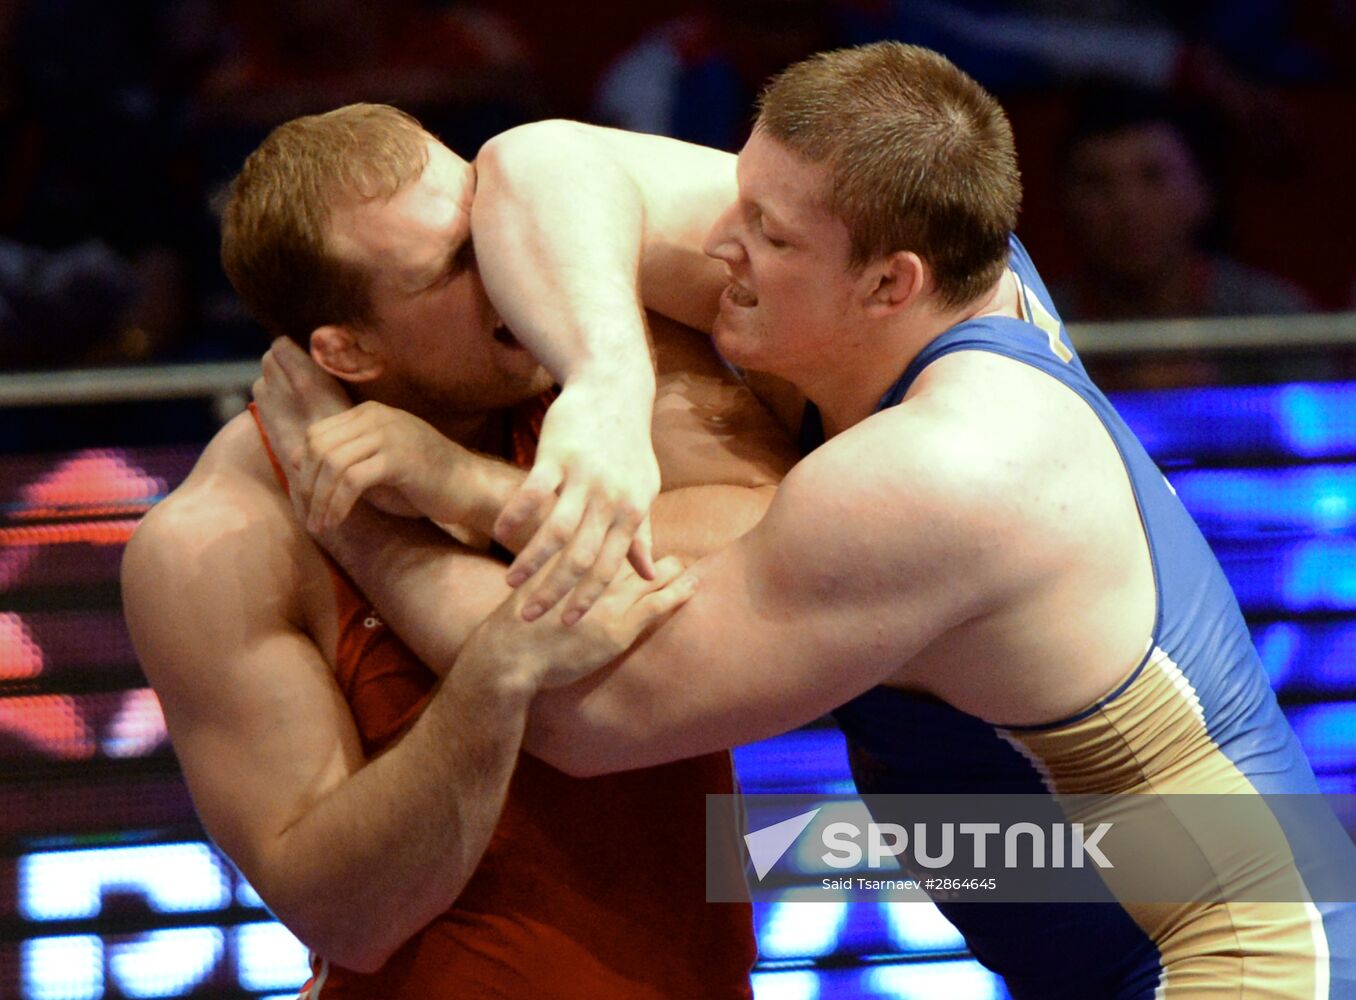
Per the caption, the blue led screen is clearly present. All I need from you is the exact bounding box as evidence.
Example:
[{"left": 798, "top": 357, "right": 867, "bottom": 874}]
[{"left": 3, "top": 380, "right": 1356, "bottom": 999}]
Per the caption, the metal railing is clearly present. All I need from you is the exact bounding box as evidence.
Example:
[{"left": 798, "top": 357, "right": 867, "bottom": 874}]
[
  {"left": 2, "top": 312, "right": 1354, "bottom": 414},
  {"left": 1068, "top": 312, "right": 1356, "bottom": 355}
]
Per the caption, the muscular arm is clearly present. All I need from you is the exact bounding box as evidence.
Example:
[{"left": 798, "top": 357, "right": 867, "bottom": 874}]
[
  {"left": 122, "top": 475, "right": 532, "bottom": 973},
  {"left": 473, "top": 121, "right": 734, "bottom": 345},
  {"left": 316, "top": 503, "right": 515, "bottom": 672},
  {"left": 309, "top": 318, "right": 796, "bottom": 680},
  {"left": 471, "top": 123, "right": 745, "bottom": 600},
  {"left": 318, "top": 482, "right": 774, "bottom": 681},
  {"left": 525, "top": 410, "right": 1038, "bottom": 776}
]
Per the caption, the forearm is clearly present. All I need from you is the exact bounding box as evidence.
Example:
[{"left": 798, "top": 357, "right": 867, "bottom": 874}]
[
  {"left": 473, "top": 121, "right": 653, "bottom": 402},
  {"left": 522, "top": 554, "right": 774, "bottom": 777},
  {"left": 315, "top": 478, "right": 772, "bottom": 673},
  {"left": 440, "top": 450, "right": 528, "bottom": 547},
  {"left": 477, "top": 122, "right": 733, "bottom": 337},
  {"left": 265, "top": 664, "right": 531, "bottom": 971},
  {"left": 308, "top": 353, "right": 786, "bottom": 675},
  {"left": 316, "top": 502, "right": 509, "bottom": 676}
]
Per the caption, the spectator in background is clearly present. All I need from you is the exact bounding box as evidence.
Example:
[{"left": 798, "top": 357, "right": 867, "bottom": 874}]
[
  {"left": 190, "top": 0, "right": 545, "bottom": 358},
  {"left": 835, "top": 0, "right": 1330, "bottom": 100},
  {"left": 197, "top": 0, "right": 540, "bottom": 164},
  {"left": 833, "top": 0, "right": 1322, "bottom": 179},
  {"left": 2, "top": 0, "right": 199, "bottom": 253},
  {"left": 1049, "top": 86, "right": 1312, "bottom": 323},
  {"left": 592, "top": 0, "right": 836, "bottom": 151},
  {"left": 1295, "top": 0, "right": 1356, "bottom": 84},
  {"left": 0, "top": 239, "right": 181, "bottom": 369},
  {"left": 0, "top": 0, "right": 201, "bottom": 363}
]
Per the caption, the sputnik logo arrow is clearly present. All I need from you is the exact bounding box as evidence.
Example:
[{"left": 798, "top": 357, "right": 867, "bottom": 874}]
[{"left": 743, "top": 807, "right": 822, "bottom": 881}]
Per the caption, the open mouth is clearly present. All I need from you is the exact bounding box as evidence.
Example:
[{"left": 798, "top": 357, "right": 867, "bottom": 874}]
[
  {"left": 493, "top": 322, "right": 526, "bottom": 349},
  {"left": 725, "top": 282, "right": 758, "bottom": 308}
]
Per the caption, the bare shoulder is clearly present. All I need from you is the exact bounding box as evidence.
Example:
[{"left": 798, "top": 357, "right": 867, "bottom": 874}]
[
  {"left": 784, "top": 396, "right": 1013, "bottom": 530},
  {"left": 127, "top": 414, "right": 292, "bottom": 571},
  {"left": 907, "top": 350, "right": 1127, "bottom": 528},
  {"left": 123, "top": 414, "right": 307, "bottom": 684},
  {"left": 759, "top": 371, "right": 1069, "bottom": 609}
]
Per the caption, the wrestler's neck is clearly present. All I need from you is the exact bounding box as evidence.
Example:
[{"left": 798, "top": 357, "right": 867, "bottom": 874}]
[
  {"left": 809, "top": 270, "right": 1018, "bottom": 439},
  {"left": 348, "top": 380, "right": 501, "bottom": 451}
]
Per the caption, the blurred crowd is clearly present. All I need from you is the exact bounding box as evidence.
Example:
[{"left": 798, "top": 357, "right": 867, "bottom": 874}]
[{"left": 1, "top": 0, "right": 1354, "bottom": 374}]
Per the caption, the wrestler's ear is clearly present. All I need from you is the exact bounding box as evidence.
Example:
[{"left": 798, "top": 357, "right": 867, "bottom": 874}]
[
  {"left": 860, "top": 250, "right": 925, "bottom": 319},
  {"left": 309, "top": 324, "right": 384, "bottom": 383}
]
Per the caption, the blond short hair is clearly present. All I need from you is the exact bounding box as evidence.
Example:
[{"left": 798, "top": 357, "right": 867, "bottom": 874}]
[
  {"left": 220, "top": 104, "right": 431, "bottom": 344},
  {"left": 757, "top": 43, "right": 1021, "bottom": 308}
]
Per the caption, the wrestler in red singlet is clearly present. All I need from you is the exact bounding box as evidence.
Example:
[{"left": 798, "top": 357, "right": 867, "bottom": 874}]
[{"left": 248, "top": 400, "right": 756, "bottom": 999}]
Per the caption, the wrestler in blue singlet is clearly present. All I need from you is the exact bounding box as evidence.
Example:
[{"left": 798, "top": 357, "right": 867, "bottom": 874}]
[{"left": 800, "top": 236, "right": 1356, "bottom": 998}]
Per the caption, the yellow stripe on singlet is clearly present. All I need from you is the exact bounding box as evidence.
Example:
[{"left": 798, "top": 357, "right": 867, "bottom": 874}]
[
  {"left": 1012, "top": 271, "right": 1073, "bottom": 364},
  {"left": 1001, "top": 647, "right": 1329, "bottom": 999}
]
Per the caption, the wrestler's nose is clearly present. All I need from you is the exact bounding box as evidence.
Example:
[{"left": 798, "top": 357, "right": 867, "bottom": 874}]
[{"left": 702, "top": 202, "right": 744, "bottom": 264}]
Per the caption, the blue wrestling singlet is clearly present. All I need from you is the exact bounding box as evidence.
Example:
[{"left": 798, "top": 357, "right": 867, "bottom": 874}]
[{"left": 800, "top": 237, "right": 1356, "bottom": 998}]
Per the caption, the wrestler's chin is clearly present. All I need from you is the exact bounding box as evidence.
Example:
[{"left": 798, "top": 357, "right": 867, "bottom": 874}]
[
  {"left": 712, "top": 313, "right": 768, "bottom": 372},
  {"left": 493, "top": 333, "right": 551, "bottom": 386},
  {"left": 500, "top": 362, "right": 554, "bottom": 401},
  {"left": 481, "top": 366, "right": 555, "bottom": 412}
]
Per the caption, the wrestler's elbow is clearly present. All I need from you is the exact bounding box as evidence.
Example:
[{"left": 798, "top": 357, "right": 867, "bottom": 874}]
[
  {"left": 317, "top": 938, "right": 389, "bottom": 976},
  {"left": 539, "top": 750, "right": 604, "bottom": 779},
  {"left": 257, "top": 864, "right": 409, "bottom": 974},
  {"left": 478, "top": 119, "right": 591, "bottom": 184},
  {"left": 523, "top": 702, "right": 627, "bottom": 778},
  {"left": 540, "top": 732, "right": 689, "bottom": 779},
  {"left": 523, "top": 716, "right": 591, "bottom": 777},
  {"left": 549, "top": 745, "right": 617, "bottom": 779},
  {"left": 277, "top": 902, "right": 401, "bottom": 974},
  {"left": 335, "top": 937, "right": 401, "bottom": 976}
]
